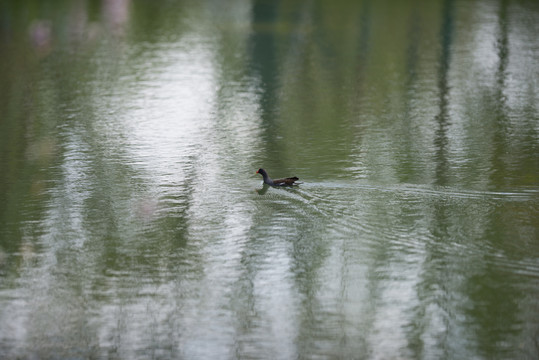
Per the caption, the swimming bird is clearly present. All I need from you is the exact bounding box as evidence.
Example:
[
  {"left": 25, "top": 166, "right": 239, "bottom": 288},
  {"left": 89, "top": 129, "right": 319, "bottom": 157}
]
[{"left": 256, "top": 168, "right": 299, "bottom": 186}]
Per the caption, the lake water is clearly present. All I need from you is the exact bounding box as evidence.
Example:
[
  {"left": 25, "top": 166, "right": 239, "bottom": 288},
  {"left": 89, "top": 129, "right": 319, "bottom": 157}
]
[{"left": 1, "top": 0, "right": 538, "bottom": 359}]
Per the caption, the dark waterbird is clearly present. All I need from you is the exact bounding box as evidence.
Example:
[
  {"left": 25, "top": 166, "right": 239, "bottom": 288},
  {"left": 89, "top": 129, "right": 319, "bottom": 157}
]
[{"left": 256, "top": 168, "right": 299, "bottom": 186}]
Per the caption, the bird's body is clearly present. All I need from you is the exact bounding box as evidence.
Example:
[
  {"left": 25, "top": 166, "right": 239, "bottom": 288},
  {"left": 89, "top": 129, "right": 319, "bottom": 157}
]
[{"left": 256, "top": 168, "right": 299, "bottom": 186}]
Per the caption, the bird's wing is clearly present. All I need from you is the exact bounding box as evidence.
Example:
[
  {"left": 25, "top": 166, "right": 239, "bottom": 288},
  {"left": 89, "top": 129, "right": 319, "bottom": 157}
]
[{"left": 273, "top": 177, "right": 299, "bottom": 185}]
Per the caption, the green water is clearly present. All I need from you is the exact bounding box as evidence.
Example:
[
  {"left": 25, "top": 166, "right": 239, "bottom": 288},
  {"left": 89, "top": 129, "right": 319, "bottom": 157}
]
[{"left": 1, "top": 0, "right": 538, "bottom": 359}]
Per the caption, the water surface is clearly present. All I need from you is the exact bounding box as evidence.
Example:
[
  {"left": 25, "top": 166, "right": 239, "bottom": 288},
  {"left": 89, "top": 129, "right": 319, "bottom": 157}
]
[{"left": 1, "top": 0, "right": 538, "bottom": 359}]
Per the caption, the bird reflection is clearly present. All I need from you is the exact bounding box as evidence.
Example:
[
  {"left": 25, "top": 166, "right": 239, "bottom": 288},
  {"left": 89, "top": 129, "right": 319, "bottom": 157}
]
[{"left": 255, "top": 183, "right": 270, "bottom": 195}]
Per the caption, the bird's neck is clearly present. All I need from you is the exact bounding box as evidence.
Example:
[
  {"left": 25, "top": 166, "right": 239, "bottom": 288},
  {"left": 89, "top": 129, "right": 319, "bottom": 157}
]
[{"left": 261, "top": 172, "right": 273, "bottom": 184}]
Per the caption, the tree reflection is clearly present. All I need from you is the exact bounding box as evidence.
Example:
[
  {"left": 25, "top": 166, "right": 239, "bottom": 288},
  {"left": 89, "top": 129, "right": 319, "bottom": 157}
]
[{"left": 433, "top": 0, "right": 454, "bottom": 187}]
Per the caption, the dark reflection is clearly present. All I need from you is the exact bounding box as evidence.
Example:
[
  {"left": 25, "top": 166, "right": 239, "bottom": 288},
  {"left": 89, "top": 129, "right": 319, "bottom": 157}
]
[
  {"left": 467, "top": 228, "right": 523, "bottom": 358},
  {"left": 357, "top": 0, "right": 372, "bottom": 71},
  {"left": 290, "top": 231, "right": 331, "bottom": 356},
  {"left": 406, "top": 1, "right": 457, "bottom": 357},
  {"left": 255, "top": 183, "right": 270, "bottom": 195},
  {"left": 495, "top": 0, "right": 509, "bottom": 93},
  {"left": 398, "top": 8, "right": 422, "bottom": 184},
  {"left": 433, "top": 0, "right": 454, "bottom": 187},
  {"left": 489, "top": 0, "right": 510, "bottom": 188},
  {"left": 405, "top": 11, "right": 420, "bottom": 86},
  {"left": 249, "top": 0, "right": 281, "bottom": 149}
]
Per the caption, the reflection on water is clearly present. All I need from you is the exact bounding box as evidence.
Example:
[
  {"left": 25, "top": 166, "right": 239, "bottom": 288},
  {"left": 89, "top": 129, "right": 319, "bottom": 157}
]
[{"left": 1, "top": 0, "right": 538, "bottom": 358}]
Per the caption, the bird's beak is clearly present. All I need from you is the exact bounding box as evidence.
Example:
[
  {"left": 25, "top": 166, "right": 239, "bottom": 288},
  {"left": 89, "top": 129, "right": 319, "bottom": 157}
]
[{"left": 255, "top": 170, "right": 259, "bottom": 174}]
